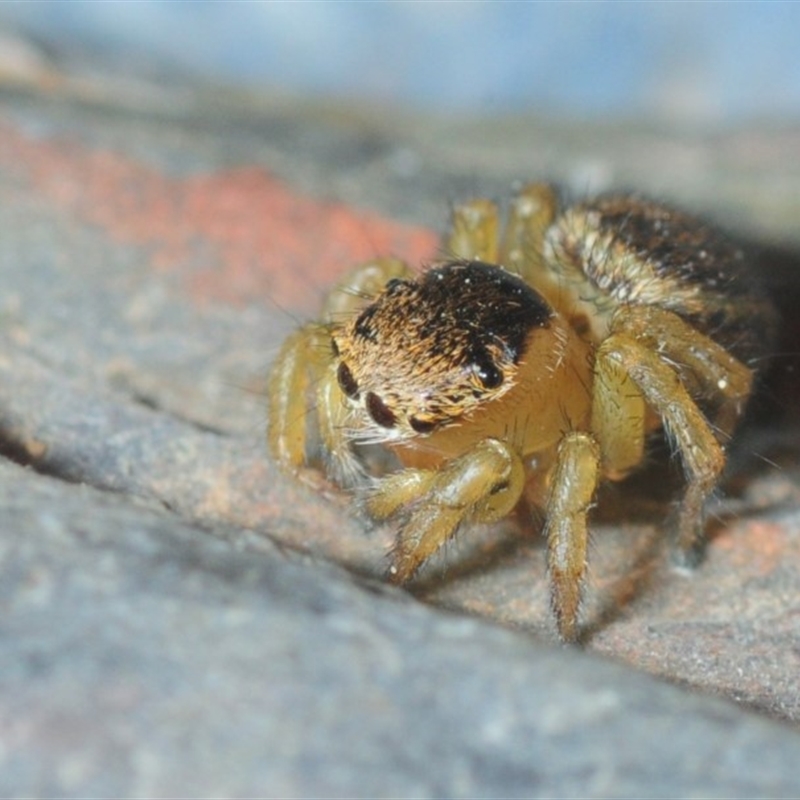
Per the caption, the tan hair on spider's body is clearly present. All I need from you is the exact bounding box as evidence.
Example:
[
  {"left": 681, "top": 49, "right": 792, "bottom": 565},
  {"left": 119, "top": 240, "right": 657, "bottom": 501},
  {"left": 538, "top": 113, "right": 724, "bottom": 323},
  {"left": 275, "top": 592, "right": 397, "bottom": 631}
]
[
  {"left": 545, "top": 195, "right": 776, "bottom": 358},
  {"left": 267, "top": 182, "right": 777, "bottom": 643}
]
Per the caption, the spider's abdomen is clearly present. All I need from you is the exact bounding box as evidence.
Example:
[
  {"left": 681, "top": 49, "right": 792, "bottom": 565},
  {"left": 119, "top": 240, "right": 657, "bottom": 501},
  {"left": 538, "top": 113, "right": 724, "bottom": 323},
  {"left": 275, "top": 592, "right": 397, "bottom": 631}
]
[{"left": 545, "top": 196, "right": 776, "bottom": 365}]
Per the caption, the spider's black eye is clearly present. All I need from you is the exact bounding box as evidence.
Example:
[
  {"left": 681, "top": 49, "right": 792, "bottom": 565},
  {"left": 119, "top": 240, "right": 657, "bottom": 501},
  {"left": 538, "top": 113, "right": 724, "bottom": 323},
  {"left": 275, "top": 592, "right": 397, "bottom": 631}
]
[
  {"left": 365, "top": 392, "right": 397, "bottom": 428},
  {"left": 473, "top": 358, "right": 504, "bottom": 390},
  {"left": 409, "top": 416, "right": 437, "bottom": 435},
  {"left": 337, "top": 362, "right": 359, "bottom": 399},
  {"left": 330, "top": 337, "right": 340, "bottom": 357},
  {"left": 466, "top": 344, "right": 505, "bottom": 391}
]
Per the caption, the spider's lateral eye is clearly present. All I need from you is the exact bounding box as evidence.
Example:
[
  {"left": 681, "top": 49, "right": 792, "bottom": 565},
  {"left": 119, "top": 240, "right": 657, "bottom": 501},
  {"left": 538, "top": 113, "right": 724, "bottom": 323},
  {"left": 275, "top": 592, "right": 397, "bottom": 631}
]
[
  {"left": 337, "top": 362, "right": 359, "bottom": 399},
  {"left": 409, "top": 416, "right": 437, "bottom": 435},
  {"left": 365, "top": 392, "right": 397, "bottom": 428},
  {"left": 330, "top": 337, "right": 340, "bottom": 357}
]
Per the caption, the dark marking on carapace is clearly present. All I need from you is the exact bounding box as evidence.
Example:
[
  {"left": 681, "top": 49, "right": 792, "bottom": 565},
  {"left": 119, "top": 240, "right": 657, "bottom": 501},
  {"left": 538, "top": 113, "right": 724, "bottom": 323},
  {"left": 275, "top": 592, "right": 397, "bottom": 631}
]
[{"left": 357, "top": 260, "right": 553, "bottom": 366}]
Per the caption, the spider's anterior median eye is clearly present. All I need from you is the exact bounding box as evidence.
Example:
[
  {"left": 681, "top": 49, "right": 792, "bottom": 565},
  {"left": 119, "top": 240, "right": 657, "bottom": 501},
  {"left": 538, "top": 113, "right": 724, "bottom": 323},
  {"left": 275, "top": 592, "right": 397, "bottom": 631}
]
[
  {"left": 365, "top": 392, "right": 397, "bottom": 428},
  {"left": 337, "top": 362, "right": 360, "bottom": 399}
]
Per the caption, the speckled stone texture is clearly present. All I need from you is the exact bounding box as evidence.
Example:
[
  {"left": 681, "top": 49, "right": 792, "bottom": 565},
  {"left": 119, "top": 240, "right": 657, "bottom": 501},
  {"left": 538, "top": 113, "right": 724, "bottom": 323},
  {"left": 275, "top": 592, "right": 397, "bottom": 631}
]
[{"left": 1, "top": 54, "right": 799, "bottom": 797}]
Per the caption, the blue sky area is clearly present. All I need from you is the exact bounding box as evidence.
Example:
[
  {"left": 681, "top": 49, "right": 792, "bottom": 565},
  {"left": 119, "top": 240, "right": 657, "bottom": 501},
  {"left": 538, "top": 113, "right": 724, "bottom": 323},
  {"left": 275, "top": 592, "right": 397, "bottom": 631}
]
[{"left": 1, "top": 1, "right": 799, "bottom": 123}]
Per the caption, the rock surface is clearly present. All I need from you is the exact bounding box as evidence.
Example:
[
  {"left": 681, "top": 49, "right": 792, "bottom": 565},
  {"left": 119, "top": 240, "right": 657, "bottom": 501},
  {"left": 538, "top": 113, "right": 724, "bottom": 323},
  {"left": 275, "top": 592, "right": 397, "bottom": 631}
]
[{"left": 1, "top": 50, "right": 799, "bottom": 797}]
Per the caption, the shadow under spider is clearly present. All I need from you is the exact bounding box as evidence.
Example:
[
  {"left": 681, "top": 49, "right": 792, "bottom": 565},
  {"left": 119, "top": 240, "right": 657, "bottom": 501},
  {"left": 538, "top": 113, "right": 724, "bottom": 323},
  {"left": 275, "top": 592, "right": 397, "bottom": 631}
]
[
  {"left": 401, "top": 477, "right": 677, "bottom": 632},
  {"left": 393, "top": 455, "right": 763, "bottom": 642}
]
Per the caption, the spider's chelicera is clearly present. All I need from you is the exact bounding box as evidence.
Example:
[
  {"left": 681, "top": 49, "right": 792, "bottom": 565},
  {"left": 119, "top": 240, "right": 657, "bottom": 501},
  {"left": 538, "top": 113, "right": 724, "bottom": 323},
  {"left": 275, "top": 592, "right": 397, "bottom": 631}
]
[{"left": 267, "top": 183, "right": 776, "bottom": 642}]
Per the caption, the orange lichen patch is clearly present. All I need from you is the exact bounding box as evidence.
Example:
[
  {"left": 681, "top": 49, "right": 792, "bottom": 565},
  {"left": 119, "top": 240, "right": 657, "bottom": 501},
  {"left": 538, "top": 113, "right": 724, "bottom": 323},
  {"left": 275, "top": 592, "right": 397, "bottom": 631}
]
[
  {"left": 0, "top": 120, "right": 438, "bottom": 310},
  {"left": 714, "top": 521, "right": 791, "bottom": 577}
]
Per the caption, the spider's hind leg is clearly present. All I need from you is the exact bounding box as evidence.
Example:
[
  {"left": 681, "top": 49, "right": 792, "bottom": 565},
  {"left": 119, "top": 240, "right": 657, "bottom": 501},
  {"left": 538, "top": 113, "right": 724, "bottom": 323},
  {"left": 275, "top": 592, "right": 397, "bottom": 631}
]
[
  {"left": 499, "top": 182, "right": 559, "bottom": 283},
  {"left": 446, "top": 183, "right": 560, "bottom": 285},
  {"left": 322, "top": 257, "right": 414, "bottom": 321},
  {"left": 446, "top": 197, "right": 501, "bottom": 263},
  {"left": 594, "top": 305, "right": 752, "bottom": 567}
]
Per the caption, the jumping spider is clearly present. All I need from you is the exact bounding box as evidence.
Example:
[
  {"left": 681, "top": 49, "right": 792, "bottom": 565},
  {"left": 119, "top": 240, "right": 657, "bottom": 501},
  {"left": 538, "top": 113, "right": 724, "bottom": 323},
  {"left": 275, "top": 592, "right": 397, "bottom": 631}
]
[{"left": 267, "top": 183, "right": 776, "bottom": 642}]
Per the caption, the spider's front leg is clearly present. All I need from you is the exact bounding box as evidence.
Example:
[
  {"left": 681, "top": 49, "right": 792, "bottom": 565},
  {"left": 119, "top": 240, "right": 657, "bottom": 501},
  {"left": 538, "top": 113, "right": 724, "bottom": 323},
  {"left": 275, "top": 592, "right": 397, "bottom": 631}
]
[
  {"left": 366, "top": 439, "right": 525, "bottom": 584},
  {"left": 544, "top": 432, "right": 601, "bottom": 643},
  {"left": 267, "top": 322, "right": 336, "bottom": 472},
  {"left": 267, "top": 257, "right": 413, "bottom": 481}
]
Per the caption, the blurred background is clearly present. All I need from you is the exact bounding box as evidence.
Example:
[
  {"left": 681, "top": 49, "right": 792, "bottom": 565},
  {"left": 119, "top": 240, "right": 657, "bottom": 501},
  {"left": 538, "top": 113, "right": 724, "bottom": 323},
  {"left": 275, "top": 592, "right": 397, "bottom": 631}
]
[{"left": 1, "top": 0, "right": 799, "bottom": 125}]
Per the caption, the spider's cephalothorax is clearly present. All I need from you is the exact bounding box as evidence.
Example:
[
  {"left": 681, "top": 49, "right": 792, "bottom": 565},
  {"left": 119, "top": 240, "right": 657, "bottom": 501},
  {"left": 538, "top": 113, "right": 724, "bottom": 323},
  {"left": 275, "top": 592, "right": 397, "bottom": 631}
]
[
  {"left": 331, "top": 260, "right": 555, "bottom": 441},
  {"left": 267, "top": 183, "right": 776, "bottom": 642}
]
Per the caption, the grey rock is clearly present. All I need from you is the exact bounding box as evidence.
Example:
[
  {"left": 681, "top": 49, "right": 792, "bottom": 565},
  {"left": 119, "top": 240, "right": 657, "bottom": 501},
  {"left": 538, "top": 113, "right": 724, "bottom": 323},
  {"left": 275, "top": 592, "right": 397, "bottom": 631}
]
[
  {"left": 1, "top": 51, "right": 799, "bottom": 799},
  {"left": 2, "top": 460, "right": 800, "bottom": 798}
]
